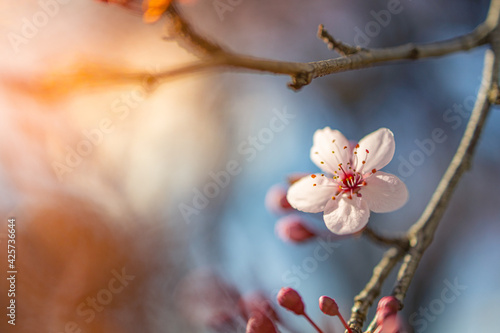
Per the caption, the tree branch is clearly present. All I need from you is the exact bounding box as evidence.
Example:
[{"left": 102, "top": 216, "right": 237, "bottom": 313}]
[{"left": 145, "top": 3, "right": 496, "bottom": 91}]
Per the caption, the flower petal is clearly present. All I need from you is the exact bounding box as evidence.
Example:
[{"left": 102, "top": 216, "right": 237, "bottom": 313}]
[
  {"left": 356, "top": 128, "right": 395, "bottom": 172},
  {"left": 361, "top": 171, "right": 408, "bottom": 213},
  {"left": 286, "top": 174, "right": 336, "bottom": 213},
  {"left": 323, "top": 196, "right": 370, "bottom": 235},
  {"left": 310, "top": 127, "right": 351, "bottom": 174}
]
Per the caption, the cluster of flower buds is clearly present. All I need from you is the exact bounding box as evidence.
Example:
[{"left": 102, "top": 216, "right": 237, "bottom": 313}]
[{"left": 276, "top": 287, "right": 353, "bottom": 333}]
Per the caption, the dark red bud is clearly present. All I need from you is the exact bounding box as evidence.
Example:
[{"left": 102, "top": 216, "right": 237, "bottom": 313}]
[
  {"left": 319, "top": 296, "right": 340, "bottom": 316},
  {"left": 277, "top": 287, "right": 305, "bottom": 315}
]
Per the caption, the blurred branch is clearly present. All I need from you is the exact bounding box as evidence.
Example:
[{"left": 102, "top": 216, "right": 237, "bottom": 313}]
[{"left": 148, "top": 3, "right": 496, "bottom": 91}]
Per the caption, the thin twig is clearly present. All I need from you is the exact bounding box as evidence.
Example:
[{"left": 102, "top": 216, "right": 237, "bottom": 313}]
[
  {"left": 317, "top": 24, "right": 361, "bottom": 56},
  {"left": 165, "top": 4, "right": 224, "bottom": 56}
]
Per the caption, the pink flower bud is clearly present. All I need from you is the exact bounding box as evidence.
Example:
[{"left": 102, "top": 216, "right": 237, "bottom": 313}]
[
  {"left": 377, "top": 296, "right": 399, "bottom": 314},
  {"left": 318, "top": 296, "right": 340, "bottom": 316},
  {"left": 275, "top": 215, "right": 317, "bottom": 243},
  {"left": 265, "top": 185, "right": 293, "bottom": 214},
  {"left": 277, "top": 287, "right": 305, "bottom": 315},
  {"left": 375, "top": 297, "right": 401, "bottom": 333},
  {"left": 246, "top": 313, "right": 278, "bottom": 333}
]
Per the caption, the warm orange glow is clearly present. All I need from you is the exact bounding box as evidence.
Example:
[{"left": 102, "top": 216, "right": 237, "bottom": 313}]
[{"left": 143, "top": 0, "right": 173, "bottom": 23}]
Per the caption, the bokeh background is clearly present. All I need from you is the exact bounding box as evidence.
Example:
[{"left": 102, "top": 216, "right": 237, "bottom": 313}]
[{"left": 0, "top": 0, "right": 499, "bottom": 332}]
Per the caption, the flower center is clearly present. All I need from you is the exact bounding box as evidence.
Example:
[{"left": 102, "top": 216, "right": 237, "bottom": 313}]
[
  {"left": 311, "top": 142, "right": 377, "bottom": 200},
  {"left": 333, "top": 165, "right": 367, "bottom": 200}
]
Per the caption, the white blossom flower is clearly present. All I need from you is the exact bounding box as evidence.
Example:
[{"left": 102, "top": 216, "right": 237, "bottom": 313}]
[{"left": 287, "top": 127, "right": 408, "bottom": 235}]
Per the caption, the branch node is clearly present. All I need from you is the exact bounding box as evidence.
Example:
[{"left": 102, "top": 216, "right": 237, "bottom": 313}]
[
  {"left": 317, "top": 24, "right": 362, "bottom": 56},
  {"left": 408, "top": 44, "right": 421, "bottom": 59},
  {"left": 488, "top": 82, "right": 500, "bottom": 104},
  {"left": 288, "top": 71, "right": 313, "bottom": 91}
]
